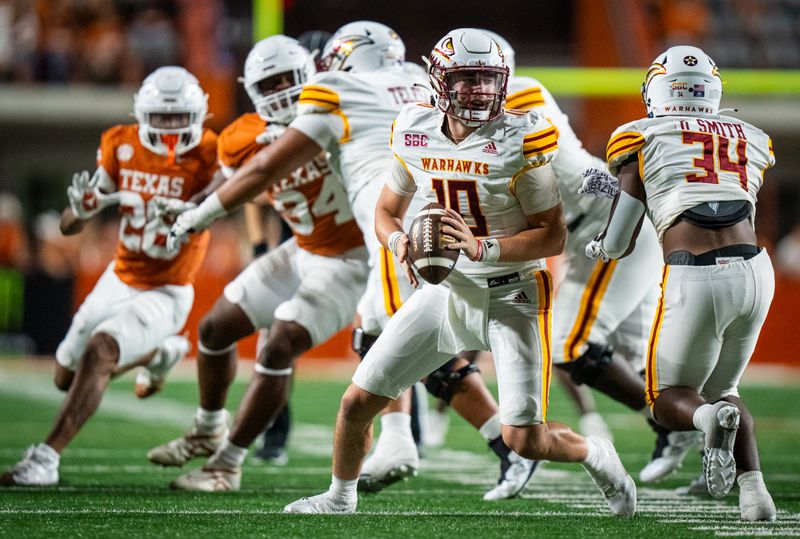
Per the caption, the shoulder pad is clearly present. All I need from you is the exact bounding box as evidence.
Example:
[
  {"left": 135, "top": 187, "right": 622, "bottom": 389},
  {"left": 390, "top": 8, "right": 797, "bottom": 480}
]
[
  {"left": 521, "top": 114, "right": 558, "bottom": 166},
  {"left": 606, "top": 120, "right": 645, "bottom": 171},
  {"left": 506, "top": 76, "right": 546, "bottom": 111}
]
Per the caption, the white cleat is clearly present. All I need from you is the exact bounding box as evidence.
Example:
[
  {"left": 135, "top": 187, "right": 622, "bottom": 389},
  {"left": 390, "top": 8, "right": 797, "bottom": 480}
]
[
  {"left": 579, "top": 412, "right": 614, "bottom": 442},
  {"left": 483, "top": 452, "right": 539, "bottom": 501},
  {"left": 675, "top": 473, "right": 709, "bottom": 496},
  {"left": 740, "top": 485, "right": 777, "bottom": 522},
  {"left": 147, "top": 412, "right": 229, "bottom": 467},
  {"left": 702, "top": 403, "right": 740, "bottom": 498},
  {"left": 135, "top": 334, "right": 191, "bottom": 399},
  {"left": 640, "top": 430, "right": 703, "bottom": 483},
  {"left": 358, "top": 431, "right": 419, "bottom": 493},
  {"left": 170, "top": 465, "right": 241, "bottom": 492},
  {"left": 283, "top": 491, "right": 356, "bottom": 514},
  {"left": 583, "top": 436, "right": 637, "bottom": 517},
  {"left": 0, "top": 445, "right": 59, "bottom": 486}
]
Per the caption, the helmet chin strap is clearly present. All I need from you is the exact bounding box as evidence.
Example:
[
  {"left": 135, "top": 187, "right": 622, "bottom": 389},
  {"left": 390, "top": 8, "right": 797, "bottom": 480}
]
[{"left": 161, "top": 134, "right": 179, "bottom": 164}]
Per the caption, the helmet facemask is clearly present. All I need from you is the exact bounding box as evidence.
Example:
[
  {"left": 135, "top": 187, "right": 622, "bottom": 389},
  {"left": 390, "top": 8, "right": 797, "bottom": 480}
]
[
  {"left": 431, "top": 65, "right": 508, "bottom": 127},
  {"left": 245, "top": 68, "right": 307, "bottom": 124}
]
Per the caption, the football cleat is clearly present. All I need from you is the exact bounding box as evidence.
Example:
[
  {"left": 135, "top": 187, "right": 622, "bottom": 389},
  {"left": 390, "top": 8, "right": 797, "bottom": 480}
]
[
  {"left": 579, "top": 412, "right": 614, "bottom": 442},
  {"left": 147, "top": 412, "right": 229, "bottom": 467},
  {"left": 424, "top": 409, "right": 450, "bottom": 449},
  {"left": 583, "top": 436, "right": 637, "bottom": 517},
  {"left": 135, "top": 334, "right": 191, "bottom": 399},
  {"left": 169, "top": 465, "right": 241, "bottom": 492},
  {"left": 702, "top": 403, "right": 740, "bottom": 498},
  {"left": 739, "top": 475, "right": 777, "bottom": 522},
  {"left": 283, "top": 491, "right": 356, "bottom": 514},
  {"left": 675, "top": 472, "right": 709, "bottom": 496},
  {"left": 0, "top": 444, "right": 59, "bottom": 486},
  {"left": 358, "top": 431, "right": 419, "bottom": 493},
  {"left": 483, "top": 452, "right": 539, "bottom": 501},
  {"left": 252, "top": 446, "right": 288, "bottom": 466},
  {"left": 639, "top": 430, "right": 703, "bottom": 483}
]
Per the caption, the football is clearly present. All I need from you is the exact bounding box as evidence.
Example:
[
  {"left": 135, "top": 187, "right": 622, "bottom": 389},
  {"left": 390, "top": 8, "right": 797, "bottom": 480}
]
[{"left": 407, "top": 202, "right": 459, "bottom": 284}]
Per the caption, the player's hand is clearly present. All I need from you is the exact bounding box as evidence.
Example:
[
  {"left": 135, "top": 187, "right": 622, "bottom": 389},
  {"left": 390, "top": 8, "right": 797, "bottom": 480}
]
[
  {"left": 441, "top": 208, "right": 479, "bottom": 260},
  {"left": 585, "top": 235, "right": 610, "bottom": 262},
  {"left": 153, "top": 196, "right": 197, "bottom": 220},
  {"left": 67, "top": 170, "right": 120, "bottom": 220},
  {"left": 166, "top": 208, "right": 200, "bottom": 254},
  {"left": 255, "top": 124, "right": 287, "bottom": 145},
  {"left": 578, "top": 168, "right": 619, "bottom": 199},
  {"left": 393, "top": 233, "right": 419, "bottom": 288}
]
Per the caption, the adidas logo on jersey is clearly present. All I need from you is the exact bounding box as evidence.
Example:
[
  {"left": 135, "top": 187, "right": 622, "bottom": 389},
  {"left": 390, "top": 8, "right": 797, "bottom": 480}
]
[
  {"left": 482, "top": 142, "right": 499, "bottom": 155},
  {"left": 511, "top": 291, "right": 531, "bottom": 304}
]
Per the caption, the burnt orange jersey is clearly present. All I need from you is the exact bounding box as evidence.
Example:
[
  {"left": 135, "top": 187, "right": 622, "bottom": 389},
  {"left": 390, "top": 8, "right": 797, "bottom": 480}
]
[
  {"left": 97, "top": 124, "right": 218, "bottom": 288},
  {"left": 217, "top": 113, "right": 363, "bottom": 256}
]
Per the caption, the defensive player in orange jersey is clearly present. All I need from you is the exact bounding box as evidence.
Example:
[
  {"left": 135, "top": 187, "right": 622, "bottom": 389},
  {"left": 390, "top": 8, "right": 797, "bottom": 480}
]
[
  {"left": 1, "top": 66, "right": 219, "bottom": 487},
  {"left": 147, "top": 36, "right": 369, "bottom": 492}
]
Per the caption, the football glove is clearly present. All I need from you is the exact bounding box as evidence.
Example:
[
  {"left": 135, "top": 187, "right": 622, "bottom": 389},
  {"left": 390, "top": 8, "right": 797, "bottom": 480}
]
[
  {"left": 585, "top": 234, "right": 610, "bottom": 262},
  {"left": 255, "top": 124, "right": 287, "bottom": 145},
  {"left": 166, "top": 192, "right": 226, "bottom": 254},
  {"left": 578, "top": 168, "right": 619, "bottom": 199},
  {"left": 152, "top": 196, "right": 197, "bottom": 219},
  {"left": 67, "top": 171, "right": 120, "bottom": 220}
]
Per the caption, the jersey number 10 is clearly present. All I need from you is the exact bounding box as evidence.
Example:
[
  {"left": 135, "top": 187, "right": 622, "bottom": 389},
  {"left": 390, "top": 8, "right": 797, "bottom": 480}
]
[
  {"left": 682, "top": 131, "right": 748, "bottom": 190},
  {"left": 431, "top": 178, "right": 489, "bottom": 237}
]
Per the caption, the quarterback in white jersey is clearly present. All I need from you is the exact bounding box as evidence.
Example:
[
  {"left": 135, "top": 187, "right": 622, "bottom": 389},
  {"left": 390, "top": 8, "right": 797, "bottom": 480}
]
[
  {"left": 586, "top": 45, "right": 776, "bottom": 521},
  {"left": 283, "top": 28, "right": 636, "bottom": 517},
  {"left": 484, "top": 29, "right": 689, "bottom": 482}
]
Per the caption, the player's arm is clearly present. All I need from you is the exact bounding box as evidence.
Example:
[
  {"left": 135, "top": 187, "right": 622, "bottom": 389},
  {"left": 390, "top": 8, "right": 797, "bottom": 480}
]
[
  {"left": 586, "top": 159, "right": 646, "bottom": 260},
  {"left": 376, "top": 156, "right": 418, "bottom": 287}
]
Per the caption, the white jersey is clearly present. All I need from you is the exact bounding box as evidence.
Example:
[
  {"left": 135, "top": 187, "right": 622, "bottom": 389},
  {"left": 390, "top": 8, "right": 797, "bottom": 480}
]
[
  {"left": 290, "top": 65, "right": 429, "bottom": 207},
  {"left": 389, "top": 104, "right": 561, "bottom": 288},
  {"left": 506, "top": 76, "right": 609, "bottom": 243},
  {"left": 606, "top": 115, "right": 775, "bottom": 241}
]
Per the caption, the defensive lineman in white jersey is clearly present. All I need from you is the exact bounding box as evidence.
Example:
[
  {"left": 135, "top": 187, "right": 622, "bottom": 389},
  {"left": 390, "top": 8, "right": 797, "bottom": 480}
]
[
  {"left": 584, "top": 45, "right": 776, "bottom": 521},
  {"left": 483, "top": 29, "right": 697, "bottom": 482},
  {"left": 283, "top": 28, "right": 636, "bottom": 517}
]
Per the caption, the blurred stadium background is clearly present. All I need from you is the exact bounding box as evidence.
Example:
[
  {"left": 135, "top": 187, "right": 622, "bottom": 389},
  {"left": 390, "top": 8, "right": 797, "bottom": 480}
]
[{"left": 0, "top": 0, "right": 798, "bottom": 364}]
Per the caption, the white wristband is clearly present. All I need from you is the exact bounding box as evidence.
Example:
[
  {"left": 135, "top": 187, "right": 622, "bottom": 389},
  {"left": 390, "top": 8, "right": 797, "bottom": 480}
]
[
  {"left": 194, "top": 192, "right": 228, "bottom": 230},
  {"left": 387, "top": 231, "right": 404, "bottom": 257},
  {"left": 480, "top": 239, "right": 501, "bottom": 263}
]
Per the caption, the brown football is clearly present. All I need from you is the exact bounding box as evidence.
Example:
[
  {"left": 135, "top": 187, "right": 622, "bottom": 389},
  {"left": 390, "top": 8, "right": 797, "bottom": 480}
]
[{"left": 407, "top": 202, "right": 459, "bottom": 285}]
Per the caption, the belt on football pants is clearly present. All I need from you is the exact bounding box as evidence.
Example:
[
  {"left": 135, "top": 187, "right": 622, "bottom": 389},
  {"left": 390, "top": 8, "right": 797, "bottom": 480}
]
[{"left": 665, "top": 244, "right": 760, "bottom": 266}]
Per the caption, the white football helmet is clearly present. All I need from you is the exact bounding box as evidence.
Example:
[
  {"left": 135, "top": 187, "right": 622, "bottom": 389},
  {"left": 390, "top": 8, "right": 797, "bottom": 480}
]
[
  {"left": 642, "top": 45, "right": 722, "bottom": 117},
  {"left": 470, "top": 29, "right": 515, "bottom": 75},
  {"left": 241, "top": 35, "right": 315, "bottom": 124},
  {"left": 134, "top": 66, "right": 207, "bottom": 157},
  {"left": 426, "top": 28, "right": 509, "bottom": 127},
  {"left": 319, "top": 21, "right": 405, "bottom": 73}
]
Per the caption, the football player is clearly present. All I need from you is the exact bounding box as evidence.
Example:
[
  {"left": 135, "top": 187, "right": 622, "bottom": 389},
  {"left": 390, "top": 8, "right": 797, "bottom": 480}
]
[
  {"left": 164, "top": 21, "right": 538, "bottom": 500},
  {"left": 479, "top": 29, "right": 702, "bottom": 481},
  {"left": 282, "top": 28, "right": 636, "bottom": 516},
  {"left": 147, "top": 36, "right": 370, "bottom": 491},
  {"left": 584, "top": 45, "right": 776, "bottom": 521},
  {"left": 1, "top": 67, "right": 218, "bottom": 486}
]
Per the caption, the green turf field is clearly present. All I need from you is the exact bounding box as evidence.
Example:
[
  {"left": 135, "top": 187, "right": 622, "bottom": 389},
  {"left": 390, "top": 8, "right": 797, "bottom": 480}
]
[{"left": 0, "top": 360, "right": 798, "bottom": 538}]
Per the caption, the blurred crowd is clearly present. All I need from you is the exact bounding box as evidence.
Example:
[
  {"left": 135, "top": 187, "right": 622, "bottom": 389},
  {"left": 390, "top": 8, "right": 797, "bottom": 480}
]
[{"left": 0, "top": 0, "right": 183, "bottom": 84}]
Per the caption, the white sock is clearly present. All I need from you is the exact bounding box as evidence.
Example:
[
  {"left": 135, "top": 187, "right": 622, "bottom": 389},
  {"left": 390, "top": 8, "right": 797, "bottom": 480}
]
[
  {"left": 36, "top": 443, "right": 60, "bottom": 465},
  {"left": 380, "top": 412, "right": 412, "bottom": 436},
  {"left": 582, "top": 436, "right": 603, "bottom": 471},
  {"left": 692, "top": 403, "right": 715, "bottom": 432},
  {"left": 195, "top": 408, "right": 227, "bottom": 430},
  {"left": 330, "top": 475, "right": 357, "bottom": 500},
  {"left": 478, "top": 414, "right": 501, "bottom": 442},
  {"left": 738, "top": 471, "right": 766, "bottom": 491},
  {"left": 210, "top": 440, "right": 248, "bottom": 468}
]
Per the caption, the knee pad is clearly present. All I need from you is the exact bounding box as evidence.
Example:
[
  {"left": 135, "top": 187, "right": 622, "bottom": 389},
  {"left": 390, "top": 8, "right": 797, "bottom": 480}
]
[
  {"left": 424, "top": 358, "right": 480, "bottom": 404},
  {"left": 556, "top": 342, "right": 613, "bottom": 385},
  {"left": 352, "top": 327, "right": 378, "bottom": 361}
]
